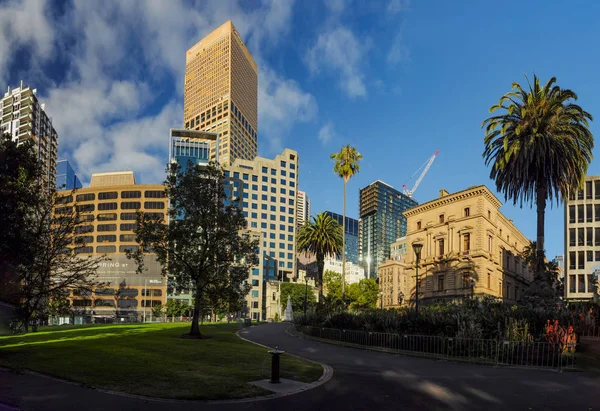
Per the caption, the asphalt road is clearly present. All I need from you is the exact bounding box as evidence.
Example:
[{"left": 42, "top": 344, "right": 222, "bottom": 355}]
[{"left": 1, "top": 323, "right": 598, "bottom": 410}]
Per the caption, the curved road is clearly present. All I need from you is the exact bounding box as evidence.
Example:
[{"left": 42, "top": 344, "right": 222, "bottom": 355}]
[{"left": 1, "top": 323, "right": 598, "bottom": 410}]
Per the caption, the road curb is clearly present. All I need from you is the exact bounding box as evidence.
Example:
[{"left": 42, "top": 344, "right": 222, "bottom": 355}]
[{"left": 0, "top": 324, "right": 333, "bottom": 405}]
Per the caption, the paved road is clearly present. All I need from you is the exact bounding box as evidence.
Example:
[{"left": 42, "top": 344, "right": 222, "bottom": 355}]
[{"left": 1, "top": 323, "right": 599, "bottom": 410}]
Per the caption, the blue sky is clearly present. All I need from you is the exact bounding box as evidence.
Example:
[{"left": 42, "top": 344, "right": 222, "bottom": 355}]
[{"left": 2, "top": 0, "right": 600, "bottom": 259}]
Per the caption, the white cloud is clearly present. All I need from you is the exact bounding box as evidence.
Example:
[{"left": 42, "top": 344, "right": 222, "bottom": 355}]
[
  {"left": 318, "top": 122, "right": 335, "bottom": 144},
  {"left": 306, "top": 26, "right": 367, "bottom": 98},
  {"left": 387, "top": 30, "right": 410, "bottom": 65},
  {"left": 324, "top": 0, "right": 346, "bottom": 13},
  {"left": 387, "top": 0, "right": 410, "bottom": 14}
]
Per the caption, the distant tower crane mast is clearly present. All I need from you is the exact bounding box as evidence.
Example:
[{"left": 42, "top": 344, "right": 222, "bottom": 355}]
[{"left": 402, "top": 150, "right": 439, "bottom": 198}]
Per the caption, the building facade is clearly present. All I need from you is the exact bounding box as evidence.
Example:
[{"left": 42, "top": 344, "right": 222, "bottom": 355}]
[
  {"left": 56, "top": 159, "right": 82, "bottom": 190},
  {"left": 297, "top": 190, "right": 310, "bottom": 228},
  {"left": 183, "top": 20, "right": 258, "bottom": 166},
  {"left": 324, "top": 211, "right": 359, "bottom": 264},
  {"left": 55, "top": 171, "right": 168, "bottom": 322},
  {"left": 1, "top": 82, "right": 58, "bottom": 190},
  {"left": 390, "top": 237, "right": 407, "bottom": 261},
  {"left": 380, "top": 186, "right": 533, "bottom": 309},
  {"left": 564, "top": 177, "right": 600, "bottom": 301},
  {"left": 359, "top": 180, "right": 418, "bottom": 279}
]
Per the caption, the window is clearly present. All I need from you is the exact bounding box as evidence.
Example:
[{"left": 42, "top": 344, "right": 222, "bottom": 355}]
[
  {"left": 587, "top": 204, "right": 593, "bottom": 223},
  {"left": 487, "top": 272, "right": 491, "bottom": 289},
  {"left": 437, "top": 275, "right": 444, "bottom": 291},
  {"left": 596, "top": 228, "right": 600, "bottom": 246},
  {"left": 144, "top": 190, "right": 165, "bottom": 198},
  {"left": 120, "top": 234, "right": 136, "bottom": 242},
  {"left": 95, "top": 288, "right": 115, "bottom": 296},
  {"left": 96, "top": 246, "right": 116, "bottom": 253},
  {"left": 76, "top": 214, "right": 94, "bottom": 223},
  {"left": 119, "top": 245, "right": 139, "bottom": 253},
  {"left": 588, "top": 227, "right": 594, "bottom": 246},
  {"left": 417, "top": 221, "right": 422, "bottom": 230},
  {"left": 569, "top": 275, "right": 576, "bottom": 293},
  {"left": 97, "top": 235, "right": 116, "bottom": 242},
  {"left": 578, "top": 228, "right": 585, "bottom": 246},
  {"left": 596, "top": 205, "right": 600, "bottom": 222},
  {"left": 121, "top": 202, "right": 141, "bottom": 210},
  {"left": 97, "top": 213, "right": 117, "bottom": 221},
  {"left": 76, "top": 193, "right": 95, "bottom": 202},
  {"left": 72, "top": 299, "right": 92, "bottom": 307},
  {"left": 121, "top": 213, "right": 137, "bottom": 220},
  {"left": 569, "top": 251, "right": 576, "bottom": 269},
  {"left": 76, "top": 204, "right": 94, "bottom": 213},
  {"left": 99, "top": 192, "right": 118, "bottom": 200},
  {"left": 488, "top": 210, "right": 491, "bottom": 219},
  {"left": 75, "top": 225, "right": 93, "bottom": 234},
  {"left": 98, "top": 202, "right": 117, "bottom": 211},
  {"left": 56, "top": 195, "right": 73, "bottom": 205},
  {"left": 596, "top": 251, "right": 600, "bottom": 261},
  {"left": 569, "top": 228, "right": 576, "bottom": 247},
  {"left": 74, "top": 246, "right": 93, "bottom": 254},
  {"left": 462, "top": 273, "right": 471, "bottom": 288},
  {"left": 439, "top": 214, "right": 444, "bottom": 224},
  {"left": 569, "top": 205, "right": 576, "bottom": 223},
  {"left": 588, "top": 251, "right": 594, "bottom": 262},
  {"left": 464, "top": 208, "right": 470, "bottom": 217},
  {"left": 438, "top": 239, "right": 444, "bottom": 256},
  {"left": 98, "top": 224, "right": 116, "bottom": 232},
  {"left": 488, "top": 236, "right": 493, "bottom": 252},
  {"left": 463, "top": 233, "right": 470, "bottom": 252},
  {"left": 578, "top": 274, "right": 585, "bottom": 292},
  {"left": 120, "top": 223, "right": 137, "bottom": 231},
  {"left": 596, "top": 180, "right": 600, "bottom": 200},
  {"left": 578, "top": 251, "right": 585, "bottom": 269},
  {"left": 121, "top": 191, "right": 141, "bottom": 198},
  {"left": 578, "top": 190, "right": 584, "bottom": 200},
  {"left": 117, "top": 299, "right": 138, "bottom": 308},
  {"left": 143, "top": 201, "right": 165, "bottom": 210},
  {"left": 75, "top": 236, "right": 93, "bottom": 244},
  {"left": 145, "top": 212, "right": 164, "bottom": 220},
  {"left": 578, "top": 205, "right": 584, "bottom": 223},
  {"left": 586, "top": 181, "right": 593, "bottom": 199}
]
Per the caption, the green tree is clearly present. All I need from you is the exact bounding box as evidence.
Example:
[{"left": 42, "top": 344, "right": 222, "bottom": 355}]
[
  {"left": 150, "top": 302, "right": 164, "bottom": 319},
  {"left": 127, "top": 162, "right": 258, "bottom": 337},
  {"left": 330, "top": 145, "right": 362, "bottom": 296},
  {"left": 297, "top": 213, "right": 343, "bottom": 302},
  {"left": 280, "top": 282, "right": 316, "bottom": 315},
  {"left": 347, "top": 278, "right": 379, "bottom": 310},
  {"left": 323, "top": 270, "right": 342, "bottom": 300},
  {"left": 483, "top": 75, "right": 594, "bottom": 280}
]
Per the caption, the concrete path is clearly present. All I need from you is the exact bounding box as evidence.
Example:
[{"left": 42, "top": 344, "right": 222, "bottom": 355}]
[{"left": 1, "top": 323, "right": 599, "bottom": 410}]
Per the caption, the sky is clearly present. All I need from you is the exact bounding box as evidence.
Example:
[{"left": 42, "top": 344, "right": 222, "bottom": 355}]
[{"left": 2, "top": 0, "right": 600, "bottom": 259}]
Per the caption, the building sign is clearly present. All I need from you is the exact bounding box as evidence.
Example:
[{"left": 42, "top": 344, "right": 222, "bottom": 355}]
[{"left": 93, "top": 255, "right": 164, "bottom": 287}]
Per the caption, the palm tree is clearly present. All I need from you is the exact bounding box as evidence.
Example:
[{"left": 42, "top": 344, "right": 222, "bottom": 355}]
[
  {"left": 330, "top": 145, "right": 362, "bottom": 296},
  {"left": 297, "top": 213, "right": 343, "bottom": 302},
  {"left": 483, "top": 75, "right": 594, "bottom": 280}
]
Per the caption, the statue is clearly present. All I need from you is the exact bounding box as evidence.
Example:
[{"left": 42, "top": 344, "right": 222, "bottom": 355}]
[{"left": 283, "top": 296, "right": 294, "bottom": 322}]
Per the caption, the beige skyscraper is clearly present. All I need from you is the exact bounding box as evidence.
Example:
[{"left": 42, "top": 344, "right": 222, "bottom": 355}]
[{"left": 184, "top": 20, "right": 258, "bottom": 166}]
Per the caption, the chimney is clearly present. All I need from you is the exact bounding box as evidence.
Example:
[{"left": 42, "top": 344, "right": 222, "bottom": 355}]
[{"left": 439, "top": 189, "right": 450, "bottom": 198}]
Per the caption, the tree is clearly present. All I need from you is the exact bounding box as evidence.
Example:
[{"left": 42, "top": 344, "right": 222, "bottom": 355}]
[
  {"left": 0, "top": 134, "right": 105, "bottom": 331},
  {"left": 297, "top": 213, "right": 343, "bottom": 302},
  {"left": 483, "top": 75, "right": 594, "bottom": 281},
  {"left": 151, "top": 302, "right": 164, "bottom": 319},
  {"left": 280, "top": 282, "right": 316, "bottom": 315},
  {"left": 330, "top": 145, "right": 362, "bottom": 296},
  {"left": 347, "top": 278, "right": 379, "bottom": 310},
  {"left": 127, "top": 162, "right": 258, "bottom": 337},
  {"left": 323, "top": 270, "right": 343, "bottom": 300},
  {"left": 521, "top": 240, "right": 564, "bottom": 304}
]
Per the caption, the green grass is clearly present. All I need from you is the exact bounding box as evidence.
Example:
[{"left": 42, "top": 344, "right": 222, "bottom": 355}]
[{"left": 0, "top": 323, "right": 323, "bottom": 400}]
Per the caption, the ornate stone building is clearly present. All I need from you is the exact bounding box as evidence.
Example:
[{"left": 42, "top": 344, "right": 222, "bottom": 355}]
[{"left": 379, "top": 186, "right": 533, "bottom": 308}]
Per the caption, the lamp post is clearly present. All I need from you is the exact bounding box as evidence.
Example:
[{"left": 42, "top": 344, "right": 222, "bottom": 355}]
[{"left": 412, "top": 242, "right": 423, "bottom": 314}]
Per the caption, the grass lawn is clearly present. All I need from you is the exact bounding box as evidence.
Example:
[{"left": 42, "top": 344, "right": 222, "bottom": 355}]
[{"left": 0, "top": 323, "right": 323, "bottom": 400}]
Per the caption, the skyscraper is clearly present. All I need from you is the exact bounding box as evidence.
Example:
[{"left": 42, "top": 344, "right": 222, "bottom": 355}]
[
  {"left": 297, "top": 190, "right": 310, "bottom": 228},
  {"left": 184, "top": 20, "right": 258, "bottom": 166},
  {"left": 56, "top": 159, "right": 82, "bottom": 190},
  {"left": 359, "top": 180, "right": 417, "bottom": 279},
  {"left": 1, "top": 82, "right": 58, "bottom": 190},
  {"left": 324, "top": 211, "right": 359, "bottom": 264}
]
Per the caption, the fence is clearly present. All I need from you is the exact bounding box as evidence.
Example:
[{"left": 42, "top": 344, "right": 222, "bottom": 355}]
[{"left": 298, "top": 326, "right": 576, "bottom": 371}]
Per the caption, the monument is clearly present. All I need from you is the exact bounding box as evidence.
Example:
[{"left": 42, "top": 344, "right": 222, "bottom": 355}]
[{"left": 283, "top": 296, "right": 294, "bottom": 322}]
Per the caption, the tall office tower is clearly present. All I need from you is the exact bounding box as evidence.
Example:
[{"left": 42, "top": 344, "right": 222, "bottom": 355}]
[
  {"left": 1, "top": 81, "right": 58, "bottom": 190},
  {"left": 184, "top": 20, "right": 258, "bottom": 166},
  {"left": 324, "top": 211, "right": 359, "bottom": 264},
  {"left": 359, "top": 180, "right": 418, "bottom": 279},
  {"left": 56, "top": 159, "right": 82, "bottom": 190},
  {"left": 565, "top": 177, "right": 600, "bottom": 302},
  {"left": 297, "top": 191, "right": 310, "bottom": 228},
  {"left": 55, "top": 171, "right": 168, "bottom": 324}
]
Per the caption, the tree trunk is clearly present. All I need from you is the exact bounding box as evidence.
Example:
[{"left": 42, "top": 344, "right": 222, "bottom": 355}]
[
  {"left": 317, "top": 254, "right": 325, "bottom": 303},
  {"left": 342, "top": 179, "right": 346, "bottom": 298},
  {"left": 189, "top": 288, "right": 202, "bottom": 337},
  {"left": 535, "top": 183, "right": 547, "bottom": 282}
]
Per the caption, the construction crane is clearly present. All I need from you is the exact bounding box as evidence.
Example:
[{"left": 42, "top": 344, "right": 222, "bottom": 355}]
[{"left": 402, "top": 150, "right": 439, "bottom": 198}]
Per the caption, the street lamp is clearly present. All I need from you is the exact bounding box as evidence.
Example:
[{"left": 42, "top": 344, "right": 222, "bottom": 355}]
[{"left": 412, "top": 242, "right": 423, "bottom": 314}]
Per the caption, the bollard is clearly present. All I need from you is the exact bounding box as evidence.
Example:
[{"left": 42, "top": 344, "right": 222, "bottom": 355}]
[{"left": 268, "top": 347, "right": 285, "bottom": 384}]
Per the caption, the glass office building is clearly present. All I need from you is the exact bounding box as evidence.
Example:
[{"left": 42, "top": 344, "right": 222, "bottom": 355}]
[
  {"left": 56, "top": 159, "right": 82, "bottom": 190},
  {"left": 324, "top": 211, "right": 359, "bottom": 264}
]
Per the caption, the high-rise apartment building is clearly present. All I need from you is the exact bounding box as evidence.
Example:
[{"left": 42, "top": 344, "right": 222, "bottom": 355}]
[
  {"left": 324, "top": 211, "right": 359, "bottom": 264},
  {"left": 55, "top": 171, "right": 168, "bottom": 323},
  {"left": 380, "top": 186, "right": 533, "bottom": 308},
  {"left": 1, "top": 82, "right": 58, "bottom": 190},
  {"left": 184, "top": 20, "right": 258, "bottom": 166},
  {"left": 359, "top": 180, "right": 418, "bottom": 279},
  {"left": 297, "top": 191, "right": 310, "bottom": 228},
  {"left": 56, "top": 159, "right": 82, "bottom": 190},
  {"left": 564, "top": 177, "right": 600, "bottom": 302}
]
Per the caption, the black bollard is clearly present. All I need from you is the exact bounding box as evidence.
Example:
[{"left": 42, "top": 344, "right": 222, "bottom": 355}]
[{"left": 268, "top": 347, "right": 285, "bottom": 384}]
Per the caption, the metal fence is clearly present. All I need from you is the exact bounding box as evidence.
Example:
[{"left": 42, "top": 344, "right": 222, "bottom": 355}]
[{"left": 298, "top": 326, "right": 576, "bottom": 371}]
